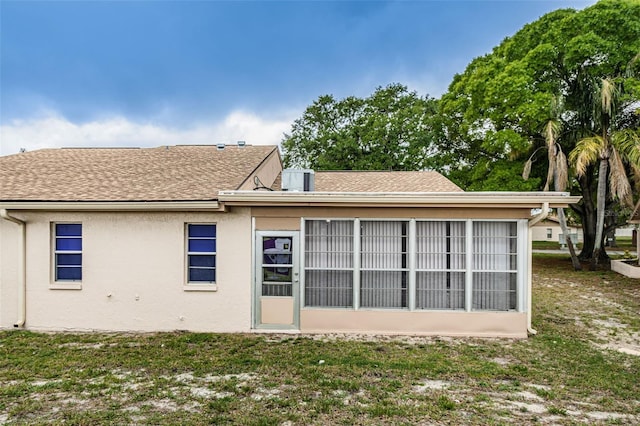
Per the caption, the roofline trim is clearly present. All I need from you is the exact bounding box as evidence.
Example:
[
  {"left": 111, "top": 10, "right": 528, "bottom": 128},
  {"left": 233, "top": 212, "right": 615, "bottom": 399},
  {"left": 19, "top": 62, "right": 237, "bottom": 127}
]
[
  {"left": 218, "top": 190, "right": 582, "bottom": 207},
  {"left": 0, "top": 201, "right": 223, "bottom": 212}
]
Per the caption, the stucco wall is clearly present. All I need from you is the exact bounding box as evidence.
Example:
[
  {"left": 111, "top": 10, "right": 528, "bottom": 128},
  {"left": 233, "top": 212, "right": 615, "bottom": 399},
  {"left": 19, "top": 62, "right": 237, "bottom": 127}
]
[
  {"left": 301, "top": 310, "right": 528, "bottom": 338},
  {"left": 0, "top": 219, "right": 20, "bottom": 327},
  {"left": 237, "top": 149, "right": 282, "bottom": 191},
  {"left": 0, "top": 209, "right": 252, "bottom": 332}
]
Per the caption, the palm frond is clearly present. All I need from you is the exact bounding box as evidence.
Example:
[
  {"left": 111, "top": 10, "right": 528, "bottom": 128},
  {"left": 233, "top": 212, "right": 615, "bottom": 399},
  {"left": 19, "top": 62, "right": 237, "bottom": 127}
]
[
  {"left": 555, "top": 147, "right": 568, "bottom": 192},
  {"left": 543, "top": 120, "right": 561, "bottom": 191},
  {"left": 569, "top": 136, "right": 605, "bottom": 177},
  {"left": 612, "top": 129, "right": 640, "bottom": 167},
  {"left": 609, "top": 148, "right": 633, "bottom": 207},
  {"left": 522, "top": 158, "right": 532, "bottom": 180},
  {"left": 522, "top": 145, "right": 546, "bottom": 181},
  {"left": 543, "top": 120, "right": 561, "bottom": 149},
  {"left": 599, "top": 78, "right": 617, "bottom": 117},
  {"left": 630, "top": 163, "right": 640, "bottom": 193},
  {"left": 544, "top": 157, "right": 554, "bottom": 191}
]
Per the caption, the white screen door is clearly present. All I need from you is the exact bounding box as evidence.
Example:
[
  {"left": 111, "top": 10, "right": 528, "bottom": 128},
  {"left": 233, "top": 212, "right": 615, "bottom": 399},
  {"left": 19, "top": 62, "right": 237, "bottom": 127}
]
[{"left": 254, "top": 231, "right": 299, "bottom": 329}]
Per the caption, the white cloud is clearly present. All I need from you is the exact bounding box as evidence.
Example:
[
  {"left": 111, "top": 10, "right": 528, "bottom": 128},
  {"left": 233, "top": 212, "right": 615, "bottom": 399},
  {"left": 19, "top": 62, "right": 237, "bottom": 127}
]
[{"left": 0, "top": 110, "right": 298, "bottom": 155}]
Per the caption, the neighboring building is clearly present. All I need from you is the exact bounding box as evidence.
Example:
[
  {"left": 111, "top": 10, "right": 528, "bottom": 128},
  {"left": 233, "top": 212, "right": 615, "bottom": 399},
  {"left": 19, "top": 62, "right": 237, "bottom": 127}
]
[
  {"left": 0, "top": 144, "right": 580, "bottom": 338},
  {"left": 530, "top": 216, "right": 582, "bottom": 244}
]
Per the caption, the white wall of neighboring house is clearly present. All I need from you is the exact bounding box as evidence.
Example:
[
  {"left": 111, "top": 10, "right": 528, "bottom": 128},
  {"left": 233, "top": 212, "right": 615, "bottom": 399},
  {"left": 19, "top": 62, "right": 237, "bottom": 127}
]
[
  {"left": 531, "top": 223, "right": 562, "bottom": 242},
  {"left": 531, "top": 221, "right": 582, "bottom": 243},
  {"left": 0, "top": 209, "right": 253, "bottom": 332},
  {"left": 615, "top": 225, "right": 636, "bottom": 238}
]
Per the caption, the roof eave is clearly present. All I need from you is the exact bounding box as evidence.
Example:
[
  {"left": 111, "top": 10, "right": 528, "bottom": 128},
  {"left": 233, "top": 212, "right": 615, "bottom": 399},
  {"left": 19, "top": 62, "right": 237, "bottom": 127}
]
[
  {"left": 0, "top": 200, "right": 223, "bottom": 212},
  {"left": 218, "top": 191, "right": 582, "bottom": 208}
]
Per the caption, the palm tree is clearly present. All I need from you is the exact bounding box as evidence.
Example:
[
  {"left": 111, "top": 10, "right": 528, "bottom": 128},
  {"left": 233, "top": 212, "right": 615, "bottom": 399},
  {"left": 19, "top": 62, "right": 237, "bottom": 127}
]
[
  {"left": 524, "top": 111, "right": 581, "bottom": 270},
  {"left": 569, "top": 78, "right": 640, "bottom": 269}
]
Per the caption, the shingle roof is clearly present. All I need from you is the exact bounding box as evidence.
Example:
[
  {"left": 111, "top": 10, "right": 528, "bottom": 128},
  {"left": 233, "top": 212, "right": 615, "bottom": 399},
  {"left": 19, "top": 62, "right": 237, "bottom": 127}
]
[
  {"left": 313, "top": 171, "right": 463, "bottom": 193},
  {"left": 0, "top": 145, "right": 277, "bottom": 201}
]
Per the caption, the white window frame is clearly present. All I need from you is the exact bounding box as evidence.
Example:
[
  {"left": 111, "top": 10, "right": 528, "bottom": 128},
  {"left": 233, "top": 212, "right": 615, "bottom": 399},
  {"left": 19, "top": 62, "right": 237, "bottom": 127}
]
[
  {"left": 359, "top": 218, "right": 410, "bottom": 310},
  {"left": 470, "top": 220, "right": 521, "bottom": 311},
  {"left": 414, "top": 219, "right": 467, "bottom": 311},
  {"left": 301, "top": 218, "right": 528, "bottom": 313},
  {"left": 184, "top": 223, "right": 217, "bottom": 292},
  {"left": 301, "top": 218, "right": 355, "bottom": 309},
  {"left": 51, "top": 222, "right": 83, "bottom": 290}
]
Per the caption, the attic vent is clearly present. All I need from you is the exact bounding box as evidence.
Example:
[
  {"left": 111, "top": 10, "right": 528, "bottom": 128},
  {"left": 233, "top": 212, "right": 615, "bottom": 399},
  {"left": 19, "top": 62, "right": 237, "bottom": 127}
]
[
  {"left": 237, "top": 140, "right": 246, "bottom": 147},
  {"left": 217, "top": 143, "right": 225, "bottom": 150},
  {"left": 282, "top": 169, "right": 315, "bottom": 192}
]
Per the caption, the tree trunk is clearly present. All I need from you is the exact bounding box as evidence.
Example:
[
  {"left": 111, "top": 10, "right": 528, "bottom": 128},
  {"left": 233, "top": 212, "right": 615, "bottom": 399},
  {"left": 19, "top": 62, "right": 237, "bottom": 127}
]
[
  {"left": 558, "top": 208, "right": 582, "bottom": 270},
  {"left": 591, "top": 158, "right": 609, "bottom": 270},
  {"left": 554, "top": 170, "right": 581, "bottom": 270},
  {"left": 576, "top": 173, "right": 597, "bottom": 260}
]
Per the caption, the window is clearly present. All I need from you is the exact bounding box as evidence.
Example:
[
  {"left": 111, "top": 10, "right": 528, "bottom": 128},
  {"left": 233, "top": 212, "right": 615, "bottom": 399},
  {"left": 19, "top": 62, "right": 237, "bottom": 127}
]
[
  {"left": 187, "top": 224, "right": 216, "bottom": 283},
  {"left": 416, "top": 221, "right": 465, "bottom": 310},
  {"left": 262, "top": 236, "right": 293, "bottom": 296},
  {"left": 54, "top": 223, "right": 82, "bottom": 281},
  {"left": 472, "top": 222, "right": 517, "bottom": 311},
  {"left": 360, "top": 221, "right": 408, "bottom": 308},
  {"left": 546, "top": 228, "right": 553, "bottom": 239},
  {"left": 304, "top": 220, "right": 353, "bottom": 307},
  {"left": 303, "top": 219, "right": 524, "bottom": 312}
]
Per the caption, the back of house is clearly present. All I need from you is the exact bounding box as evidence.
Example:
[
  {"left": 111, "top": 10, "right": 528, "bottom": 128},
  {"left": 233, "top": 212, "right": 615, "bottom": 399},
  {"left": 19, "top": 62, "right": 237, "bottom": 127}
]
[{"left": 0, "top": 144, "right": 580, "bottom": 337}]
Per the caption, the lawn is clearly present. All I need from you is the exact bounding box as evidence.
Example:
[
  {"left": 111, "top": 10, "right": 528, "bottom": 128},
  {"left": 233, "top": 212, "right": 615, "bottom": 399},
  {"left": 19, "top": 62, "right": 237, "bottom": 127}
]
[
  {"left": 532, "top": 236, "right": 636, "bottom": 251},
  {"left": 1, "top": 254, "right": 639, "bottom": 425}
]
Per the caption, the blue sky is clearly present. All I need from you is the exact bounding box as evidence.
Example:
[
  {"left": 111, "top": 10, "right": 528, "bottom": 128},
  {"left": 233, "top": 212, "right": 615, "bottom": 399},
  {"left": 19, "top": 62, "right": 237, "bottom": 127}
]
[{"left": 1, "top": 0, "right": 595, "bottom": 154}]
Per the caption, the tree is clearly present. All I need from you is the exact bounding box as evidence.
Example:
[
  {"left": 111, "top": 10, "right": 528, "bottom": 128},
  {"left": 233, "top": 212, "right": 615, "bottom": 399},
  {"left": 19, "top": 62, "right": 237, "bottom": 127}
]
[
  {"left": 437, "top": 0, "right": 640, "bottom": 261},
  {"left": 524, "top": 109, "right": 582, "bottom": 270},
  {"left": 569, "top": 78, "right": 640, "bottom": 268},
  {"left": 282, "top": 84, "right": 439, "bottom": 171}
]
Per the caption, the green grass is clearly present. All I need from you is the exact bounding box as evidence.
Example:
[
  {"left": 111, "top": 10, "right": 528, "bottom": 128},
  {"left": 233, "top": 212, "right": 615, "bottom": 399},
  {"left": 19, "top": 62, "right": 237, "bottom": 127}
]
[
  {"left": 532, "top": 236, "right": 636, "bottom": 251},
  {"left": 1, "top": 254, "right": 639, "bottom": 424}
]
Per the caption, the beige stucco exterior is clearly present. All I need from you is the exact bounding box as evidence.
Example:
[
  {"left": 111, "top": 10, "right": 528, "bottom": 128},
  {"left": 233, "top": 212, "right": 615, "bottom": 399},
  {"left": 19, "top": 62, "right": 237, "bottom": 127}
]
[
  {"left": 1, "top": 190, "right": 582, "bottom": 337},
  {"left": 236, "top": 148, "right": 282, "bottom": 191},
  {"left": 0, "top": 209, "right": 253, "bottom": 332},
  {"left": 261, "top": 298, "right": 294, "bottom": 325},
  {"left": 300, "top": 310, "right": 527, "bottom": 338},
  {"left": 0, "top": 220, "right": 20, "bottom": 327}
]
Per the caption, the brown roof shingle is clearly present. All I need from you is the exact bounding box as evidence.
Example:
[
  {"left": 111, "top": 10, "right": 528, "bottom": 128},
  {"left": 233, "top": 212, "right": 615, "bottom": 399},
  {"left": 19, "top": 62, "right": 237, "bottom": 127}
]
[
  {"left": 0, "top": 145, "right": 277, "bottom": 201},
  {"left": 313, "top": 171, "right": 463, "bottom": 193}
]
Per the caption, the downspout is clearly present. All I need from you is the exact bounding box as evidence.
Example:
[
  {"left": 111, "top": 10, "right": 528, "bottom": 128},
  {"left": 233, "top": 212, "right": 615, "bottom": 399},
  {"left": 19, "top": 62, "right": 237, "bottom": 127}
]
[
  {"left": 526, "top": 202, "right": 550, "bottom": 335},
  {"left": 0, "top": 209, "right": 26, "bottom": 328}
]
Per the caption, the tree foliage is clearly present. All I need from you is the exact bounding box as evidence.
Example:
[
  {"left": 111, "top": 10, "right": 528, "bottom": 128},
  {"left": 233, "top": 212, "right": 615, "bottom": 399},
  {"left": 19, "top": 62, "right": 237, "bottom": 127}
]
[
  {"left": 282, "top": 84, "right": 439, "bottom": 171},
  {"left": 438, "top": 0, "right": 640, "bottom": 260}
]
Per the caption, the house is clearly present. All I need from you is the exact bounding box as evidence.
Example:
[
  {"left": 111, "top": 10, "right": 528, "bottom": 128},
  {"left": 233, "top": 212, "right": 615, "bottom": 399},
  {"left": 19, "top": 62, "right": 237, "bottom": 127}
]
[
  {"left": 0, "top": 144, "right": 581, "bottom": 337},
  {"left": 530, "top": 215, "right": 582, "bottom": 244}
]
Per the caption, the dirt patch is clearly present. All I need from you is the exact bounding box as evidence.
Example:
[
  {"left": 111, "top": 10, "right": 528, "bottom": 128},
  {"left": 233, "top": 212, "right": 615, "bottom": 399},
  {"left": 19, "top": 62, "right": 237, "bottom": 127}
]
[
  {"left": 413, "top": 380, "right": 451, "bottom": 392},
  {"left": 535, "top": 272, "right": 640, "bottom": 357}
]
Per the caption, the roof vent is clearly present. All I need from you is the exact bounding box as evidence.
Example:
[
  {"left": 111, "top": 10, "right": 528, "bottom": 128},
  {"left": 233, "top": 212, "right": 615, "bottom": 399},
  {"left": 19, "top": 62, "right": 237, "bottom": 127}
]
[
  {"left": 237, "top": 140, "right": 246, "bottom": 147},
  {"left": 282, "top": 169, "right": 315, "bottom": 192},
  {"left": 216, "top": 143, "right": 225, "bottom": 150}
]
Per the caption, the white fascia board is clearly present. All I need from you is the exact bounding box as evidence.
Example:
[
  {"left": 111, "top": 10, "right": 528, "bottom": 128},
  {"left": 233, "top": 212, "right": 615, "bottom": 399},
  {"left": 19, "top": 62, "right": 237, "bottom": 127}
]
[
  {"left": 0, "top": 200, "right": 222, "bottom": 212},
  {"left": 218, "top": 191, "right": 582, "bottom": 207}
]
